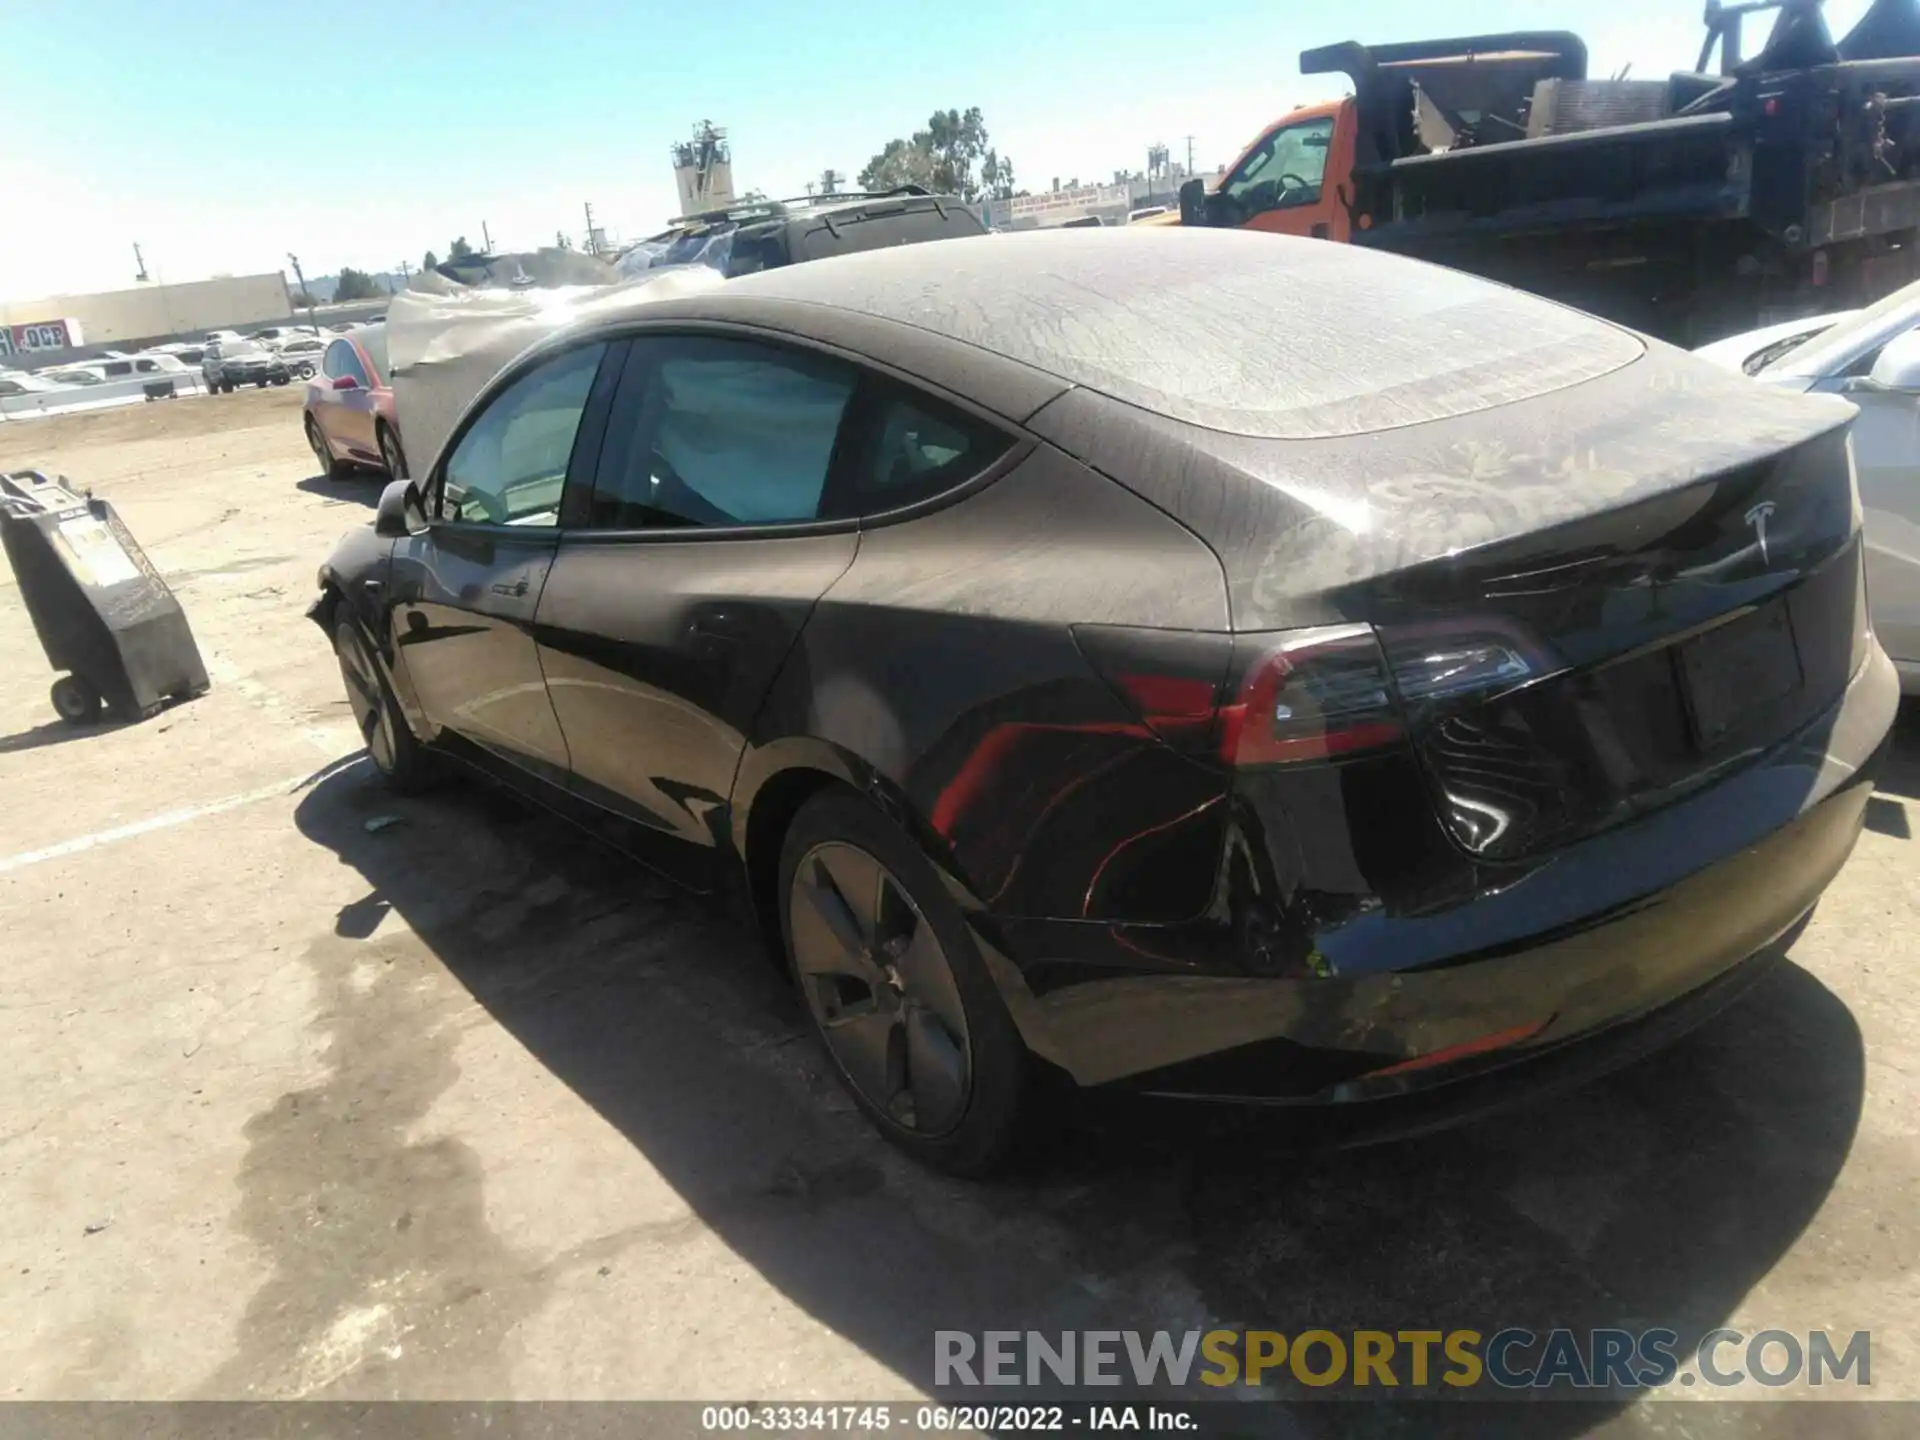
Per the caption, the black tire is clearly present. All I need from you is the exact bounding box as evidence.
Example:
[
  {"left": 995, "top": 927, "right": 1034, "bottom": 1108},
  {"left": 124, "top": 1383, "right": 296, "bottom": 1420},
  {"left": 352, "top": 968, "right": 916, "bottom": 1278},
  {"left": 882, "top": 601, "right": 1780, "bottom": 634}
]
[
  {"left": 272, "top": 375, "right": 289, "bottom": 387},
  {"left": 306, "top": 417, "right": 346, "bottom": 480},
  {"left": 221, "top": 381, "right": 235, "bottom": 393},
  {"left": 376, "top": 420, "right": 407, "bottom": 480},
  {"left": 254, "top": 378, "right": 268, "bottom": 389},
  {"left": 779, "top": 788, "right": 1030, "bottom": 1175},
  {"left": 332, "top": 613, "right": 431, "bottom": 793},
  {"left": 50, "top": 674, "right": 103, "bottom": 727}
]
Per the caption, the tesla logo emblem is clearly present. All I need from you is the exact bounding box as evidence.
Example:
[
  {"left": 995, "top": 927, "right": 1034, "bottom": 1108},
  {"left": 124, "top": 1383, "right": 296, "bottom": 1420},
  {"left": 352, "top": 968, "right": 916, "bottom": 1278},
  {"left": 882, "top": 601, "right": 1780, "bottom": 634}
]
[{"left": 1746, "top": 501, "right": 1777, "bottom": 564}]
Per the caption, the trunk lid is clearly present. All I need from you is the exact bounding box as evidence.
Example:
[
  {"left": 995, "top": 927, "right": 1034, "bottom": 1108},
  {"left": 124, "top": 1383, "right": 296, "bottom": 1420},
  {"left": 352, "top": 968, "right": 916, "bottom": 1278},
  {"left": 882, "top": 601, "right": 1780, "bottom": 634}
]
[{"left": 1365, "top": 428, "right": 1868, "bottom": 861}]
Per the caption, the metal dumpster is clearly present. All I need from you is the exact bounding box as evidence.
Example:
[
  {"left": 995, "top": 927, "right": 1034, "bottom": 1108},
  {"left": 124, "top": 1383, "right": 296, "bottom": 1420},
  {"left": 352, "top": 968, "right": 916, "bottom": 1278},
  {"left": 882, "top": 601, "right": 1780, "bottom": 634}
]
[{"left": 0, "top": 470, "right": 210, "bottom": 725}]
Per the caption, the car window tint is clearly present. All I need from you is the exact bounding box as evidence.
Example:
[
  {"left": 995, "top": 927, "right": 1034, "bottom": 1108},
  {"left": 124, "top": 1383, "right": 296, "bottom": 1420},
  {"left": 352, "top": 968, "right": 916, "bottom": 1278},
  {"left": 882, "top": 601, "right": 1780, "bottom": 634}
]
[
  {"left": 322, "top": 341, "right": 348, "bottom": 379},
  {"left": 846, "top": 387, "right": 1013, "bottom": 515},
  {"left": 359, "top": 328, "right": 389, "bottom": 383},
  {"left": 340, "top": 346, "right": 371, "bottom": 386},
  {"left": 589, "top": 337, "right": 855, "bottom": 529},
  {"left": 442, "top": 342, "right": 608, "bottom": 527}
]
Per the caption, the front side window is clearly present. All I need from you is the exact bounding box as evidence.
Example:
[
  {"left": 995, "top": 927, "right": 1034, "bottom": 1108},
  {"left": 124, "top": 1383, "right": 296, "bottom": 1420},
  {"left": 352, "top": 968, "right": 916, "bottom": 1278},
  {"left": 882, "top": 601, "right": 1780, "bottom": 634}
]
[
  {"left": 321, "top": 340, "right": 349, "bottom": 378},
  {"left": 588, "top": 336, "right": 855, "bottom": 529},
  {"left": 441, "top": 342, "right": 608, "bottom": 527},
  {"left": 338, "top": 345, "right": 371, "bottom": 386},
  {"left": 1221, "top": 115, "right": 1334, "bottom": 213}
]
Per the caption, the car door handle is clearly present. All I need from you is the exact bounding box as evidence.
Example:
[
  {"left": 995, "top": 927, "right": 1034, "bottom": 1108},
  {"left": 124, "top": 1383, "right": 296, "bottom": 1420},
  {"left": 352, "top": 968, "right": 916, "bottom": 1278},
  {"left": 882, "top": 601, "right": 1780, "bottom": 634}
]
[{"left": 490, "top": 578, "right": 529, "bottom": 598}]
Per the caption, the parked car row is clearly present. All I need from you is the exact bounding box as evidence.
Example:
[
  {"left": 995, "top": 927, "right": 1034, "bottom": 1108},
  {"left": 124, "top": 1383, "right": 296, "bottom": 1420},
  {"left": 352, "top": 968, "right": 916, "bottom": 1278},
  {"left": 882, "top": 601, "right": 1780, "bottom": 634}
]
[{"left": 310, "top": 218, "right": 1902, "bottom": 1173}]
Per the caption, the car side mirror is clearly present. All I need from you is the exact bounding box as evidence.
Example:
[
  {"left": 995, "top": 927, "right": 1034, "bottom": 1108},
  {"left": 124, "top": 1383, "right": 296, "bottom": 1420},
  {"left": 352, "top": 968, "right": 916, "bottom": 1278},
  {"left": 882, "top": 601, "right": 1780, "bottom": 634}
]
[
  {"left": 332, "top": 375, "right": 360, "bottom": 391},
  {"left": 1867, "top": 328, "right": 1920, "bottom": 392},
  {"left": 1178, "top": 177, "right": 1206, "bottom": 225},
  {"left": 374, "top": 478, "right": 428, "bottom": 539}
]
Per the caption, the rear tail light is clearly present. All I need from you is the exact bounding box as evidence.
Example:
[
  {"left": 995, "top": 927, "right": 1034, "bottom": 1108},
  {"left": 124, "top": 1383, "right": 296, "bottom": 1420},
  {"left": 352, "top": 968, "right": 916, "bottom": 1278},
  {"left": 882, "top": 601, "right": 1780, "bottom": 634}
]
[
  {"left": 1378, "top": 619, "right": 1548, "bottom": 718},
  {"left": 1074, "top": 622, "right": 1410, "bottom": 767},
  {"left": 1070, "top": 625, "right": 1232, "bottom": 758},
  {"left": 1393, "top": 640, "right": 1533, "bottom": 702},
  {"left": 1219, "top": 624, "right": 1404, "bottom": 766}
]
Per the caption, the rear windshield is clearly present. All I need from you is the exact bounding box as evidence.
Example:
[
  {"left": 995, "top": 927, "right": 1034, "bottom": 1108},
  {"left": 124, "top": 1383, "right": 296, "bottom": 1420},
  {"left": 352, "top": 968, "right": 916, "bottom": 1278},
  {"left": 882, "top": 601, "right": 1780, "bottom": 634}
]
[{"left": 762, "top": 229, "right": 1644, "bottom": 438}]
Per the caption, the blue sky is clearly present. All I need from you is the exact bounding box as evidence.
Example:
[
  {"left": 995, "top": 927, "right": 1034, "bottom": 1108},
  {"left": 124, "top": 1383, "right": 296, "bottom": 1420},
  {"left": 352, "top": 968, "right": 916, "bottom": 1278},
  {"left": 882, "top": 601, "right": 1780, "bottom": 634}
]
[{"left": 0, "top": 0, "right": 1882, "bottom": 297}]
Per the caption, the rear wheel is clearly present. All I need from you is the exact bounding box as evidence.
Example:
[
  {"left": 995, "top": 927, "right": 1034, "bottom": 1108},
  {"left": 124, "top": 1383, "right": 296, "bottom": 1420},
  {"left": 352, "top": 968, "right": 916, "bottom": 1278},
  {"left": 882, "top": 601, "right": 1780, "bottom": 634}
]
[
  {"left": 306, "top": 417, "right": 345, "bottom": 480},
  {"left": 377, "top": 421, "right": 407, "bottom": 479},
  {"left": 332, "top": 614, "right": 429, "bottom": 792},
  {"left": 50, "top": 674, "right": 103, "bottom": 726},
  {"left": 221, "top": 381, "right": 235, "bottom": 393},
  {"left": 779, "top": 789, "right": 1030, "bottom": 1174}
]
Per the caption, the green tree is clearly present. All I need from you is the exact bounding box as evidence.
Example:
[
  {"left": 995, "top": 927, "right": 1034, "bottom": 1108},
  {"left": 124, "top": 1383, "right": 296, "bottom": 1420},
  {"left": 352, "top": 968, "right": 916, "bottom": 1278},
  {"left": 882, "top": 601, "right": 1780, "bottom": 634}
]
[
  {"left": 333, "top": 266, "right": 383, "bottom": 303},
  {"left": 858, "top": 107, "right": 1008, "bottom": 202},
  {"left": 423, "top": 250, "right": 439, "bottom": 272},
  {"left": 981, "top": 148, "right": 1016, "bottom": 200},
  {"left": 448, "top": 236, "right": 475, "bottom": 259},
  {"left": 859, "top": 136, "right": 936, "bottom": 194}
]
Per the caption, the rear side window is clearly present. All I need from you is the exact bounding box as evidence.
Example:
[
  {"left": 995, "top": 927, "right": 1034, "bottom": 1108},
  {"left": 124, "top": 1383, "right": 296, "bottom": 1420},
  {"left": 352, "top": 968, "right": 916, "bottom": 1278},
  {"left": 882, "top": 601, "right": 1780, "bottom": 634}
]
[
  {"left": 588, "top": 336, "right": 856, "bottom": 529},
  {"left": 791, "top": 204, "right": 984, "bottom": 264},
  {"left": 843, "top": 385, "right": 1012, "bottom": 516},
  {"left": 359, "top": 328, "right": 389, "bottom": 383}
]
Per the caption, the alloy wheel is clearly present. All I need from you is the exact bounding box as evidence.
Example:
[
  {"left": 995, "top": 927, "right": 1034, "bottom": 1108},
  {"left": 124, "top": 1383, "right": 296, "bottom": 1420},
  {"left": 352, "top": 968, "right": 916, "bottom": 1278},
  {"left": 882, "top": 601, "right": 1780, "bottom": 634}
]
[
  {"left": 789, "top": 841, "right": 973, "bottom": 1135},
  {"left": 334, "top": 623, "right": 397, "bottom": 773}
]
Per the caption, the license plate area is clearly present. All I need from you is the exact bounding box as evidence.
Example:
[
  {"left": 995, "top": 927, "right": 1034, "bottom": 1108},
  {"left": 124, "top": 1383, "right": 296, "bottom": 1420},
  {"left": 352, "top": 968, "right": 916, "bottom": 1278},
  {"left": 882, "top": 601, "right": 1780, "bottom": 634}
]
[{"left": 1677, "top": 600, "right": 1803, "bottom": 751}]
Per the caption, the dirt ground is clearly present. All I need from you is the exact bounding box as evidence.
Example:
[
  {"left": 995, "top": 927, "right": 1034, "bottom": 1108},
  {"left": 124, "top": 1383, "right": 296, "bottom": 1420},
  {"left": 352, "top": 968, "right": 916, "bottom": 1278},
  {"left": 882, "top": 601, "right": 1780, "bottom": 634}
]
[{"left": 2, "top": 389, "right": 1918, "bottom": 1436}]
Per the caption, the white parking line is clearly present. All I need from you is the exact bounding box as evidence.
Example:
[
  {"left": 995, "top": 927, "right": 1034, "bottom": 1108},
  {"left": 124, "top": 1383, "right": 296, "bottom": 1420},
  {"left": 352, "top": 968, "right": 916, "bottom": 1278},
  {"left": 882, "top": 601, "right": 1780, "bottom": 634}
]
[{"left": 0, "top": 769, "right": 338, "bottom": 875}]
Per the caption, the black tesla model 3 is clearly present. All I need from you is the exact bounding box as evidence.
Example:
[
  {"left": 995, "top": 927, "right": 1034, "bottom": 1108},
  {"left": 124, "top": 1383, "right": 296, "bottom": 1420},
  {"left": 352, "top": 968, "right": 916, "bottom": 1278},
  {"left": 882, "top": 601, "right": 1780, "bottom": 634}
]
[{"left": 314, "top": 227, "right": 1898, "bottom": 1173}]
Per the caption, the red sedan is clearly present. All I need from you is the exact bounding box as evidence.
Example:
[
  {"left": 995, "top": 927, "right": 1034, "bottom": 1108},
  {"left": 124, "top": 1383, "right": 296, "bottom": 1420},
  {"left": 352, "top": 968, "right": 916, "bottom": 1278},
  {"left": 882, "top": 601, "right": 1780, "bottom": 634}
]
[{"left": 303, "top": 330, "right": 407, "bottom": 480}]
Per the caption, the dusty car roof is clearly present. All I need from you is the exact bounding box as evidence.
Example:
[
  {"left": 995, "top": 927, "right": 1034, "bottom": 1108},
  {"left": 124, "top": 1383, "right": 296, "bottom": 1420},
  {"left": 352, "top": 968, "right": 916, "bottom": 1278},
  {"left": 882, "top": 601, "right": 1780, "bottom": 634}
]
[{"left": 693, "top": 227, "right": 1645, "bottom": 439}]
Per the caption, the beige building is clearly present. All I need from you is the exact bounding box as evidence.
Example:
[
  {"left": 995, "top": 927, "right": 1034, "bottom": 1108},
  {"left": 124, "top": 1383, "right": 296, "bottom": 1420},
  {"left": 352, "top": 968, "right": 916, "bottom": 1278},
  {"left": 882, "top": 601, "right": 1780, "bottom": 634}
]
[{"left": 0, "top": 273, "right": 294, "bottom": 346}]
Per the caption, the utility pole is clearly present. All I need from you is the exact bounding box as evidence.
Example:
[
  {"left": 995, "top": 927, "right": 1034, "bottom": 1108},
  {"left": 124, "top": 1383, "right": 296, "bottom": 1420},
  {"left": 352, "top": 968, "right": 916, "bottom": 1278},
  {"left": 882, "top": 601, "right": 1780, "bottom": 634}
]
[
  {"left": 583, "top": 201, "right": 598, "bottom": 257},
  {"left": 287, "top": 252, "right": 319, "bottom": 333},
  {"left": 133, "top": 243, "right": 149, "bottom": 282},
  {"left": 1186, "top": 136, "right": 1196, "bottom": 179},
  {"left": 482, "top": 220, "right": 493, "bottom": 253},
  {"left": 399, "top": 259, "right": 412, "bottom": 283}
]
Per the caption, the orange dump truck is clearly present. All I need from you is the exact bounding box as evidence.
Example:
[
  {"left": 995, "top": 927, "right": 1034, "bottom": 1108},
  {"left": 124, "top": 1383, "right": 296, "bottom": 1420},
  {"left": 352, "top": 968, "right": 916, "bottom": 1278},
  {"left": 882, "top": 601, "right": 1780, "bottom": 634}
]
[{"left": 1164, "top": 1, "right": 1920, "bottom": 345}]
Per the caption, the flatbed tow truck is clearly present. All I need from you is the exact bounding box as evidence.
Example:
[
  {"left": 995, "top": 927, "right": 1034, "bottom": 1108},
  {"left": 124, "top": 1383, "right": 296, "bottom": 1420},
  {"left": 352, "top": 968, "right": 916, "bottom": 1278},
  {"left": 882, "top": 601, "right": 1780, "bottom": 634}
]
[{"left": 1171, "top": 0, "right": 1920, "bottom": 344}]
